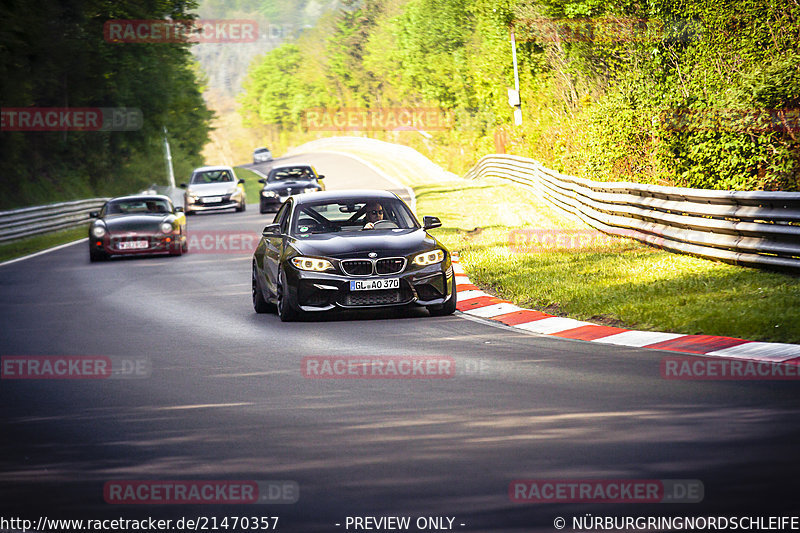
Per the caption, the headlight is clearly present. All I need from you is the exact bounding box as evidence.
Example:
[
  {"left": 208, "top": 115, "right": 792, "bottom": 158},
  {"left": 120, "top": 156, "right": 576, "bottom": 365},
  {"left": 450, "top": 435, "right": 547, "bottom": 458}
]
[
  {"left": 160, "top": 222, "right": 174, "bottom": 234},
  {"left": 91, "top": 225, "right": 106, "bottom": 238},
  {"left": 291, "top": 257, "right": 334, "bottom": 271},
  {"left": 227, "top": 186, "right": 238, "bottom": 195},
  {"left": 413, "top": 249, "right": 444, "bottom": 266},
  {"left": 261, "top": 191, "right": 278, "bottom": 197},
  {"left": 186, "top": 194, "right": 198, "bottom": 204}
]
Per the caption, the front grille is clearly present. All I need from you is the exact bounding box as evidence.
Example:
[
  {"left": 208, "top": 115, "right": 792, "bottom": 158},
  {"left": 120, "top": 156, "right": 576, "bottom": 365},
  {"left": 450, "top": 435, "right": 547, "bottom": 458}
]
[
  {"left": 341, "top": 259, "right": 373, "bottom": 276},
  {"left": 376, "top": 257, "right": 406, "bottom": 275},
  {"left": 344, "top": 289, "right": 402, "bottom": 306},
  {"left": 341, "top": 257, "right": 407, "bottom": 276}
]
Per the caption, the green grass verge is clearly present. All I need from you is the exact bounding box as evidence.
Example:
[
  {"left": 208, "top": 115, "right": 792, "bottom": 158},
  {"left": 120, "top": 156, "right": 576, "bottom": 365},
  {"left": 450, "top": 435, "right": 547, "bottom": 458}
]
[
  {"left": 0, "top": 226, "right": 88, "bottom": 264},
  {"left": 417, "top": 178, "right": 800, "bottom": 344},
  {"left": 235, "top": 167, "right": 265, "bottom": 205}
]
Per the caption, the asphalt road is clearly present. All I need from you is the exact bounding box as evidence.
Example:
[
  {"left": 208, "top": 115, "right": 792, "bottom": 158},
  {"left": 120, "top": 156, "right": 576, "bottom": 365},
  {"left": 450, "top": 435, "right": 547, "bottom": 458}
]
[{"left": 1, "top": 152, "right": 799, "bottom": 532}]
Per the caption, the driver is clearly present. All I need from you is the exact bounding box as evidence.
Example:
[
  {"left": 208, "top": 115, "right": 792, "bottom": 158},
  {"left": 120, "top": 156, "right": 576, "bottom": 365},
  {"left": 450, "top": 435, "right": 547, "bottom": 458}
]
[{"left": 362, "top": 201, "right": 384, "bottom": 230}]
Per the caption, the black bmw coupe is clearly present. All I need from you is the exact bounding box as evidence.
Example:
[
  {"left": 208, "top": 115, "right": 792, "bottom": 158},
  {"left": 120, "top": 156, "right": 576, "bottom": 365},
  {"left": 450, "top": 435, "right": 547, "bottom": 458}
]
[
  {"left": 251, "top": 190, "right": 456, "bottom": 321},
  {"left": 258, "top": 164, "right": 324, "bottom": 213}
]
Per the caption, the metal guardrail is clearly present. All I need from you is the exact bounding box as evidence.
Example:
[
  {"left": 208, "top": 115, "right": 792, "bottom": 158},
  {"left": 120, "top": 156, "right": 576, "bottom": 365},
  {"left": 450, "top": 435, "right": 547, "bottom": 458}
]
[
  {"left": 464, "top": 154, "right": 800, "bottom": 271},
  {"left": 0, "top": 198, "right": 109, "bottom": 244},
  {"left": 0, "top": 185, "right": 184, "bottom": 244}
]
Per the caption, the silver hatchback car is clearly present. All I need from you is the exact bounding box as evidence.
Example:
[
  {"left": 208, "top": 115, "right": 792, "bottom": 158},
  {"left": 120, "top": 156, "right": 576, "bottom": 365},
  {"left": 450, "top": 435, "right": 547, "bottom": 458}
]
[
  {"left": 180, "top": 166, "right": 247, "bottom": 214},
  {"left": 253, "top": 147, "right": 273, "bottom": 163}
]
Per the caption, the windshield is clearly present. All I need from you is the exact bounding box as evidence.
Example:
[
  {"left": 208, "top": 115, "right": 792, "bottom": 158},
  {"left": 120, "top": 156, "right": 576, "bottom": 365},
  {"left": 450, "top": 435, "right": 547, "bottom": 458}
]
[
  {"left": 269, "top": 167, "right": 315, "bottom": 182},
  {"left": 104, "top": 199, "right": 171, "bottom": 215},
  {"left": 190, "top": 169, "right": 234, "bottom": 184},
  {"left": 291, "top": 198, "right": 418, "bottom": 236}
]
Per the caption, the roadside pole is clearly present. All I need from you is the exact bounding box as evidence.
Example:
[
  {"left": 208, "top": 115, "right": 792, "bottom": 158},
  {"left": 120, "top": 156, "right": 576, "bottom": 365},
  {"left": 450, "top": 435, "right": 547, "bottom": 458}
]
[{"left": 163, "top": 126, "right": 176, "bottom": 188}]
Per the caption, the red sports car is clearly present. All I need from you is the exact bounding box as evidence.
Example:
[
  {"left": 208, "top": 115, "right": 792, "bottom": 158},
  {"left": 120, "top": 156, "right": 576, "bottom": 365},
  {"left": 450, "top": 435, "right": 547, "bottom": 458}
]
[{"left": 88, "top": 195, "right": 188, "bottom": 262}]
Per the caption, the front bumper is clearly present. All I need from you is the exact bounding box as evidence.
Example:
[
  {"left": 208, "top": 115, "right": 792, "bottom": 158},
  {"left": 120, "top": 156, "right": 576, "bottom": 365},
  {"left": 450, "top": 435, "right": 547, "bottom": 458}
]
[
  {"left": 90, "top": 233, "right": 181, "bottom": 256},
  {"left": 285, "top": 261, "right": 454, "bottom": 312},
  {"left": 185, "top": 194, "right": 242, "bottom": 212},
  {"left": 260, "top": 196, "right": 285, "bottom": 211}
]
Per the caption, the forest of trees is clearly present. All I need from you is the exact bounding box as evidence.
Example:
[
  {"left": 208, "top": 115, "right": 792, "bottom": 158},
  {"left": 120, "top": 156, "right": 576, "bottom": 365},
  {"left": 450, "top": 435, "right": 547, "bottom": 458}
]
[
  {"left": 0, "top": 0, "right": 214, "bottom": 209},
  {"left": 240, "top": 0, "right": 800, "bottom": 191}
]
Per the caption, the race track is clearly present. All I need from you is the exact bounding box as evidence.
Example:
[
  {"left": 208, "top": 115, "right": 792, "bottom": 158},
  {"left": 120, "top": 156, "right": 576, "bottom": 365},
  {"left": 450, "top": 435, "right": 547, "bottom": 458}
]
[{"left": 1, "top": 152, "right": 798, "bottom": 532}]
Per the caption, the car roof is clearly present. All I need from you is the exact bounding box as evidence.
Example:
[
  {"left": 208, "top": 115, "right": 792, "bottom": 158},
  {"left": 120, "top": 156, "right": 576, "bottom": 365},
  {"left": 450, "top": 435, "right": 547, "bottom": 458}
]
[
  {"left": 269, "top": 164, "right": 314, "bottom": 171},
  {"left": 106, "top": 194, "right": 173, "bottom": 203},
  {"left": 254, "top": 147, "right": 270, "bottom": 151},
  {"left": 293, "top": 189, "right": 400, "bottom": 206},
  {"left": 192, "top": 165, "right": 235, "bottom": 172}
]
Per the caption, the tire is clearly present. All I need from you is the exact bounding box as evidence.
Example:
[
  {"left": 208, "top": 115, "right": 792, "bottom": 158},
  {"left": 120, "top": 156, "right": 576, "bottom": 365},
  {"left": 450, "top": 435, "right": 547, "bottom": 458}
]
[
  {"left": 277, "top": 268, "right": 300, "bottom": 322},
  {"left": 427, "top": 275, "right": 457, "bottom": 317},
  {"left": 169, "top": 239, "right": 183, "bottom": 256},
  {"left": 181, "top": 235, "right": 188, "bottom": 253},
  {"left": 89, "top": 248, "right": 107, "bottom": 262},
  {"left": 252, "top": 263, "right": 271, "bottom": 313}
]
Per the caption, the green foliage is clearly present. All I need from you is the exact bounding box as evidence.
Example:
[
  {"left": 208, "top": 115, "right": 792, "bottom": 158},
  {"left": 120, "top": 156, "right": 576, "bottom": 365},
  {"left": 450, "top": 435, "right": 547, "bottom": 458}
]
[
  {"left": 238, "top": 0, "right": 800, "bottom": 191},
  {"left": 0, "top": 0, "right": 213, "bottom": 209}
]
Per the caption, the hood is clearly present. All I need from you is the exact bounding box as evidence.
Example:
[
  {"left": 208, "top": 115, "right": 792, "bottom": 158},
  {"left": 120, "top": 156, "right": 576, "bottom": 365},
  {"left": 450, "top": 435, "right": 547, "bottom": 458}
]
[
  {"left": 100, "top": 214, "right": 171, "bottom": 233},
  {"left": 187, "top": 182, "right": 238, "bottom": 196},
  {"left": 290, "top": 228, "right": 438, "bottom": 258},
  {"left": 263, "top": 179, "right": 317, "bottom": 192}
]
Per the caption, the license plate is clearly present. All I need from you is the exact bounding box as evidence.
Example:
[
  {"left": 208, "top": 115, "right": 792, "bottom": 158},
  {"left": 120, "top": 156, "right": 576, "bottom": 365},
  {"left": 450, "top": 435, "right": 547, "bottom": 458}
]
[
  {"left": 350, "top": 278, "right": 400, "bottom": 291},
  {"left": 204, "top": 196, "right": 222, "bottom": 203},
  {"left": 118, "top": 240, "right": 148, "bottom": 250}
]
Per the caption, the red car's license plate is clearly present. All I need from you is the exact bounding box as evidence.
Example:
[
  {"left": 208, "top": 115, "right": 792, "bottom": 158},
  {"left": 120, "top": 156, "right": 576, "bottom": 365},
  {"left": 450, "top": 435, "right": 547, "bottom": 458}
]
[{"left": 117, "top": 240, "right": 149, "bottom": 250}]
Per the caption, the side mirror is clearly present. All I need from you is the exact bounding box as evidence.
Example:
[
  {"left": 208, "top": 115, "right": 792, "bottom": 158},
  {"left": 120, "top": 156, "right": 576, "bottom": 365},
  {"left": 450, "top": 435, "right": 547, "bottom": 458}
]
[
  {"left": 238, "top": 178, "right": 245, "bottom": 184},
  {"left": 179, "top": 183, "right": 188, "bottom": 189},
  {"left": 89, "top": 211, "right": 100, "bottom": 218},
  {"left": 174, "top": 206, "right": 184, "bottom": 213},
  {"left": 423, "top": 216, "right": 442, "bottom": 230},
  {"left": 262, "top": 223, "right": 281, "bottom": 236},
  {"left": 258, "top": 178, "right": 266, "bottom": 184},
  {"left": 317, "top": 174, "right": 325, "bottom": 179}
]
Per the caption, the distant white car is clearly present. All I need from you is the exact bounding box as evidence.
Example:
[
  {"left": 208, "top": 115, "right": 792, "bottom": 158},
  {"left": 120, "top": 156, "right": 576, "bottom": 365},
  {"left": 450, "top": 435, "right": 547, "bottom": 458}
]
[
  {"left": 180, "top": 166, "right": 246, "bottom": 214},
  {"left": 253, "top": 147, "right": 273, "bottom": 163}
]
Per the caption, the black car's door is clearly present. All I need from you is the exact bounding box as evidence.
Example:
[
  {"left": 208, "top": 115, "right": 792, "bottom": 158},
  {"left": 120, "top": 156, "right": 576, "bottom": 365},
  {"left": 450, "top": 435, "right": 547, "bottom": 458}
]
[{"left": 265, "top": 200, "right": 292, "bottom": 297}]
